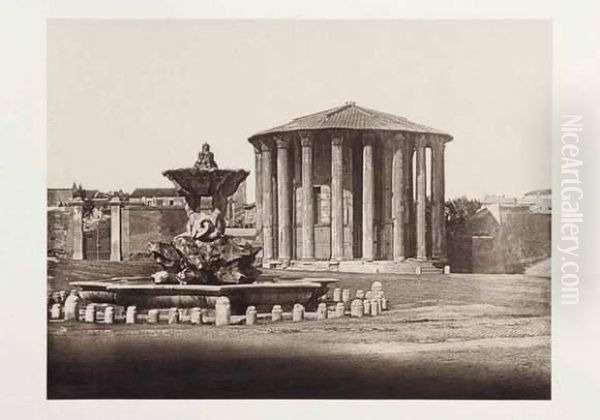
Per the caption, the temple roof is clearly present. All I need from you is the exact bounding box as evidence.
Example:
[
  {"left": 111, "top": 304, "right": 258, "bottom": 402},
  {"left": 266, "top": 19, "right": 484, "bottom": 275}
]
[{"left": 248, "top": 102, "right": 452, "bottom": 142}]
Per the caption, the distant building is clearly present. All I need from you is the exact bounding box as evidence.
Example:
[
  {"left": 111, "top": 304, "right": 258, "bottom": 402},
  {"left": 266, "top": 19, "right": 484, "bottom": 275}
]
[
  {"left": 90, "top": 191, "right": 111, "bottom": 208},
  {"left": 237, "top": 202, "right": 256, "bottom": 228},
  {"left": 521, "top": 189, "right": 551, "bottom": 214},
  {"left": 482, "top": 189, "right": 551, "bottom": 215},
  {"left": 225, "top": 180, "right": 248, "bottom": 227},
  {"left": 47, "top": 187, "right": 106, "bottom": 207},
  {"left": 129, "top": 188, "right": 186, "bottom": 207},
  {"left": 481, "top": 194, "right": 517, "bottom": 206},
  {"left": 47, "top": 188, "right": 74, "bottom": 207}
]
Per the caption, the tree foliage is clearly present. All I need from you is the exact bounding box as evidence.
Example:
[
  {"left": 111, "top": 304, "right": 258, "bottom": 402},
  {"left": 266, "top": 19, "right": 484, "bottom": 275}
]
[
  {"left": 72, "top": 182, "right": 95, "bottom": 219},
  {"left": 445, "top": 196, "right": 482, "bottom": 226}
]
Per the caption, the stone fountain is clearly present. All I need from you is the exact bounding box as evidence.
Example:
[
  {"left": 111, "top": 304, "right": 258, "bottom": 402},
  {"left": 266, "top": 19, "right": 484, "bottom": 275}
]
[
  {"left": 148, "top": 142, "right": 261, "bottom": 286},
  {"left": 71, "top": 144, "right": 336, "bottom": 314}
]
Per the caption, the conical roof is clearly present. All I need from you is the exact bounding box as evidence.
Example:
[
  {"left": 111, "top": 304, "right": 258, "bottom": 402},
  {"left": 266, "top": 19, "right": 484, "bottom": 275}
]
[{"left": 248, "top": 102, "right": 452, "bottom": 142}]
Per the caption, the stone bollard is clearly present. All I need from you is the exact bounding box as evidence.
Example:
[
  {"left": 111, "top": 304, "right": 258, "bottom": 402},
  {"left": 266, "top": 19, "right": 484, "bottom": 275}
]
[
  {"left": 334, "top": 302, "right": 345, "bottom": 318},
  {"left": 64, "top": 290, "right": 81, "bottom": 321},
  {"left": 350, "top": 299, "right": 364, "bottom": 318},
  {"left": 246, "top": 306, "right": 257, "bottom": 325},
  {"left": 355, "top": 289, "right": 365, "bottom": 300},
  {"left": 200, "top": 308, "right": 209, "bottom": 325},
  {"left": 190, "top": 307, "right": 202, "bottom": 325},
  {"left": 50, "top": 304, "right": 62, "bottom": 320},
  {"left": 178, "top": 308, "right": 189, "bottom": 323},
  {"left": 363, "top": 299, "right": 371, "bottom": 316},
  {"left": 381, "top": 297, "right": 388, "bottom": 311},
  {"left": 444, "top": 265, "right": 451, "bottom": 274},
  {"left": 332, "top": 288, "right": 342, "bottom": 302},
  {"left": 377, "top": 298, "right": 383, "bottom": 314},
  {"left": 292, "top": 304, "right": 305, "bottom": 322},
  {"left": 271, "top": 305, "right": 283, "bottom": 322},
  {"left": 126, "top": 306, "right": 138, "bottom": 324},
  {"left": 371, "top": 281, "right": 383, "bottom": 294},
  {"left": 316, "top": 303, "right": 328, "bottom": 320},
  {"left": 370, "top": 299, "right": 380, "bottom": 316},
  {"left": 168, "top": 307, "right": 179, "bottom": 324},
  {"left": 147, "top": 309, "right": 159, "bottom": 324},
  {"left": 84, "top": 304, "right": 97, "bottom": 323},
  {"left": 215, "top": 297, "right": 231, "bottom": 326},
  {"left": 104, "top": 306, "right": 115, "bottom": 324},
  {"left": 415, "top": 266, "right": 422, "bottom": 275},
  {"left": 341, "top": 289, "right": 351, "bottom": 303}
]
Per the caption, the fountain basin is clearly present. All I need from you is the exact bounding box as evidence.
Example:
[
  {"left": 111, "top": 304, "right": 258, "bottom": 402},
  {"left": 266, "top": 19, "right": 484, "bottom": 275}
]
[{"left": 70, "top": 277, "right": 337, "bottom": 314}]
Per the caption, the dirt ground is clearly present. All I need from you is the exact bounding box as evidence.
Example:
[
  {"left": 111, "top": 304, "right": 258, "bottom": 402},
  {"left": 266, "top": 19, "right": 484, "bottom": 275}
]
[{"left": 47, "top": 260, "right": 550, "bottom": 399}]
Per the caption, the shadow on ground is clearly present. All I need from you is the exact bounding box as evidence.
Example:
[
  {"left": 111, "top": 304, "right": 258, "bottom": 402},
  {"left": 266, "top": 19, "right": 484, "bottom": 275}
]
[{"left": 47, "top": 260, "right": 550, "bottom": 399}]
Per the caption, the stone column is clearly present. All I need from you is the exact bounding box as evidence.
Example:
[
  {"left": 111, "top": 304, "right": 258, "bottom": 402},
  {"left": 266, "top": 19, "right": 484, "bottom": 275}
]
[
  {"left": 254, "top": 147, "right": 263, "bottom": 242},
  {"left": 300, "top": 132, "right": 315, "bottom": 260},
  {"left": 276, "top": 136, "right": 292, "bottom": 263},
  {"left": 260, "top": 140, "right": 274, "bottom": 262},
  {"left": 109, "top": 196, "right": 122, "bottom": 261},
  {"left": 415, "top": 134, "right": 427, "bottom": 260},
  {"left": 330, "top": 132, "right": 344, "bottom": 261},
  {"left": 71, "top": 197, "right": 84, "bottom": 260},
  {"left": 382, "top": 137, "right": 394, "bottom": 259},
  {"left": 362, "top": 133, "right": 375, "bottom": 261},
  {"left": 392, "top": 135, "right": 405, "bottom": 261},
  {"left": 404, "top": 142, "right": 415, "bottom": 257},
  {"left": 431, "top": 137, "right": 446, "bottom": 261}
]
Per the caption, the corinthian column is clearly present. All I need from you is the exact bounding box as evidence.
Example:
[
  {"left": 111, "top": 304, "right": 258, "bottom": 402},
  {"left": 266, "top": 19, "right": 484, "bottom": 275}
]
[
  {"left": 275, "top": 136, "right": 292, "bottom": 263},
  {"left": 362, "top": 133, "right": 375, "bottom": 261},
  {"left": 415, "top": 134, "right": 427, "bottom": 260},
  {"left": 382, "top": 136, "right": 394, "bottom": 259},
  {"left": 431, "top": 137, "right": 446, "bottom": 261},
  {"left": 331, "top": 132, "right": 344, "bottom": 261},
  {"left": 254, "top": 146, "right": 263, "bottom": 244},
  {"left": 300, "top": 132, "right": 315, "bottom": 260},
  {"left": 404, "top": 141, "right": 415, "bottom": 257},
  {"left": 392, "top": 134, "right": 405, "bottom": 261},
  {"left": 260, "top": 140, "right": 274, "bottom": 261}
]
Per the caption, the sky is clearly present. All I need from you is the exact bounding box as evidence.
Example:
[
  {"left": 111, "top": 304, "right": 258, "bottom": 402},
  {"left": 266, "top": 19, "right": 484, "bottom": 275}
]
[{"left": 47, "top": 19, "right": 551, "bottom": 201}]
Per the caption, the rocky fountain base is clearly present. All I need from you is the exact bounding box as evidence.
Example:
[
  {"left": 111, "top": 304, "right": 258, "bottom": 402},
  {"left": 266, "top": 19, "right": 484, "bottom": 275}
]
[{"left": 70, "top": 145, "right": 337, "bottom": 314}]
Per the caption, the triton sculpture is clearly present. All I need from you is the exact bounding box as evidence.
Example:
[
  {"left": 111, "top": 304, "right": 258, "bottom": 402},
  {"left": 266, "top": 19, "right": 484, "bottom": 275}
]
[{"left": 148, "top": 143, "right": 261, "bottom": 285}]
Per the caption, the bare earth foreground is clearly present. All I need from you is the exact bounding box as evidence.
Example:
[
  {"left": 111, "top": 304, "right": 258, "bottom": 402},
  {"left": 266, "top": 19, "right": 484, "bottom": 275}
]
[{"left": 47, "top": 261, "right": 550, "bottom": 399}]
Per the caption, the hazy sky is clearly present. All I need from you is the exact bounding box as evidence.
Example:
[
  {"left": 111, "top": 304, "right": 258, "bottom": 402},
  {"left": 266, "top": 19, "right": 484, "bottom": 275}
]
[{"left": 48, "top": 19, "right": 551, "bottom": 200}]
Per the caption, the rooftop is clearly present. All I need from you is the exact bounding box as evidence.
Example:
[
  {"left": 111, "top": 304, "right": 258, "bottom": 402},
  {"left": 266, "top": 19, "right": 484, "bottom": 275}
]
[
  {"left": 248, "top": 101, "right": 452, "bottom": 142},
  {"left": 524, "top": 188, "right": 551, "bottom": 197},
  {"left": 130, "top": 188, "right": 180, "bottom": 198}
]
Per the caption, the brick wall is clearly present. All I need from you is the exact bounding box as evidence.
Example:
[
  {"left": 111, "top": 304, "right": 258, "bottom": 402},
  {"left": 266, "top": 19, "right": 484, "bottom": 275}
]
[
  {"left": 47, "top": 208, "right": 73, "bottom": 258},
  {"left": 121, "top": 207, "right": 188, "bottom": 260},
  {"left": 447, "top": 209, "right": 551, "bottom": 274}
]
